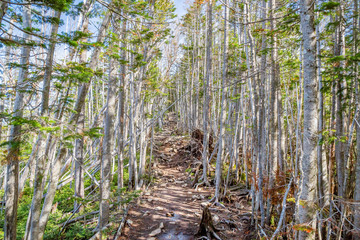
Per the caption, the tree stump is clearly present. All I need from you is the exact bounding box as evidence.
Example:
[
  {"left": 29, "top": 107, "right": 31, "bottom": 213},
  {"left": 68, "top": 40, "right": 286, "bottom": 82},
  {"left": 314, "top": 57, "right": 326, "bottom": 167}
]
[{"left": 196, "top": 206, "right": 222, "bottom": 240}]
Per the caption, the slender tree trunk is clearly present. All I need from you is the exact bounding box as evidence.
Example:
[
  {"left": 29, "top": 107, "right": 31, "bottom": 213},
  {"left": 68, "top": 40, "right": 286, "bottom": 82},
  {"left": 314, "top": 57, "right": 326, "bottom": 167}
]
[
  {"left": 4, "top": 4, "right": 31, "bottom": 240},
  {"left": 316, "top": 13, "right": 330, "bottom": 239},
  {"left": 73, "top": 17, "right": 89, "bottom": 213},
  {"left": 354, "top": 0, "right": 360, "bottom": 237},
  {"left": 138, "top": 100, "right": 148, "bottom": 188},
  {"left": 355, "top": 82, "right": 360, "bottom": 239},
  {"left": 25, "top": 11, "right": 63, "bottom": 239},
  {"left": 335, "top": 0, "right": 346, "bottom": 201},
  {"left": 128, "top": 47, "right": 139, "bottom": 190},
  {"left": 99, "top": 55, "right": 117, "bottom": 228},
  {"left": 117, "top": 18, "right": 126, "bottom": 202},
  {"left": 74, "top": 108, "right": 85, "bottom": 213},
  {"left": 298, "top": 0, "right": 318, "bottom": 238},
  {"left": 41, "top": 10, "right": 61, "bottom": 115},
  {"left": 316, "top": 16, "right": 329, "bottom": 206},
  {"left": 37, "top": 147, "right": 67, "bottom": 240},
  {"left": 258, "top": 0, "right": 267, "bottom": 227},
  {"left": 214, "top": 0, "right": 228, "bottom": 202},
  {"left": 0, "top": 21, "right": 14, "bottom": 193},
  {"left": 26, "top": 135, "right": 52, "bottom": 240},
  {"left": 268, "top": 0, "right": 280, "bottom": 220},
  {"left": 201, "top": 0, "right": 212, "bottom": 185}
]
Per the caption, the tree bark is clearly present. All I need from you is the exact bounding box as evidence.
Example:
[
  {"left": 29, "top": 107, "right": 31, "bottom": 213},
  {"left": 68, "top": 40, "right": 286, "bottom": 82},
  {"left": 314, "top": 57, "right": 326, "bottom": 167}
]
[
  {"left": 258, "top": 0, "right": 267, "bottom": 228},
  {"left": 37, "top": 147, "right": 67, "bottom": 240},
  {"left": 201, "top": 0, "right": 212, "bottom": 185},
  {"left": 41, "top": 10, "right": 61, "bottom": 115},
  {"left": 4, "top": 3, "right": 31, "bottom": 240},
  {"left": 214, "top": 0, "right": 229, "bottom": 202},
  {"left": 354, "top": 0, "right": 360, "bottom": 238},
  {"left": 298, "top": 0, "right": 318, "bottom": 238},
  {"left": 74, "top": 16, "right": 89, "bottom": 213},
  {"left": 117, "top": 18, "right": 126, "bottom": 201},
  {"left": 25, "top": 11, "right": 62, "bottom": 240},
  {"left": 99, "top": 55, "right": 117, "bottom": 228}
]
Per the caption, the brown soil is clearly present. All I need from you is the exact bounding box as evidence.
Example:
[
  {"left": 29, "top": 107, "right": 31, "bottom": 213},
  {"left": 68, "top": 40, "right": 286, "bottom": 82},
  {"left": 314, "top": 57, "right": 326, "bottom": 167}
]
[{"left": 119, "top": 115, "right": 253, "bottom": 240}]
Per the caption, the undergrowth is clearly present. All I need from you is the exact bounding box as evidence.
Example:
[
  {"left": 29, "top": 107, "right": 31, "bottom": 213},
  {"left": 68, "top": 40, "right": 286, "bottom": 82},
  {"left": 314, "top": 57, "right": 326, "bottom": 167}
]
[{"left": 0, "top": 157, "right": 141, "bottom": 240}]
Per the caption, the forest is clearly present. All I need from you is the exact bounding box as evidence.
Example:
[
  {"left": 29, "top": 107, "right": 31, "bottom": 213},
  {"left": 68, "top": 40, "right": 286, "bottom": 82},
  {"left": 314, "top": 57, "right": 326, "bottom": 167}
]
[{"left": 0, "top": 0, "right": 359, "bottom": 239}]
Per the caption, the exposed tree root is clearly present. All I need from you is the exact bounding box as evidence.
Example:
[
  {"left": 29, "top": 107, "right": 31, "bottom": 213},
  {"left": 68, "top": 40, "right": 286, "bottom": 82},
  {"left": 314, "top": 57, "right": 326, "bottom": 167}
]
[
  {"left": 191, "top": 163, "right": 203, "bottom": 187},
  {"left": 207, "top": 196, "right": 226, "bottom": 209},
  {"left": 194, "top": 180, "right": 210, "bottom": 191}
]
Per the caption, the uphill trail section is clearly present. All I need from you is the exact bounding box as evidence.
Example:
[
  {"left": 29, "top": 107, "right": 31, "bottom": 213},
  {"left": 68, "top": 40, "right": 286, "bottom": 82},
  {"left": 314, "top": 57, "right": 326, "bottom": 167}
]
[{"left": 119, "top": 115, "right": 253, "bottom": 240}]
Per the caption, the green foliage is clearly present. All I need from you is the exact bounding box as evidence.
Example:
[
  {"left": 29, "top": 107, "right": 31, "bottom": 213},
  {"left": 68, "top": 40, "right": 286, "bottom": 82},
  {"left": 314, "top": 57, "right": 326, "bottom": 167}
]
[
  {"left": 55, "top": 61, "right": 97, "bottom": 85},
  {"left": 33, "top": 0, "right": 74, "bottom": 12},
  {"left": 10, "top": 116, "right": 41, "bottom": 128},
  {"left": 53, "top": 187, "right": 75, "bottom": 212},
  {"left": 317, "top": 1, "right": 340, "bottom": 12},
  {"left": 0, "top": 183, "right": 97, "bottom": 240},
  {"left": 57, "top": 31, "right": 93, "bottom": 49},
  {"left": 0, "top": 186, "right": 32, "bottom": 239},
  {"left": 63, "top": 126, "right": 103, "bottom": 149},
  {"left": 349, "top": 52, "right": 360, "bottom": 62},
  {"left": 63, "top": 222, "right": 93, "bottom": 240},
  {"left": 118, "top": 190, "right": 142, "bottom": 205}
]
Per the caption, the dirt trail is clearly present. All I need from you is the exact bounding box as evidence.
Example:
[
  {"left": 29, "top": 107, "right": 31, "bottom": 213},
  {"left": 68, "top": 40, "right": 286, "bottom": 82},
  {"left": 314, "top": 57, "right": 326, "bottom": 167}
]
[{"left": 120, "top": 115, "right": 252, "bottom": 240}]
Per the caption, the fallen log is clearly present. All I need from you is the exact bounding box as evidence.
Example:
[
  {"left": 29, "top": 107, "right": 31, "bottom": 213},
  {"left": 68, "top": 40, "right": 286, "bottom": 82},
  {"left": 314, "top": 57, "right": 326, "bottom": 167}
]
[{"left": 60, "top": 210, "right": 100, "bottom": 228}]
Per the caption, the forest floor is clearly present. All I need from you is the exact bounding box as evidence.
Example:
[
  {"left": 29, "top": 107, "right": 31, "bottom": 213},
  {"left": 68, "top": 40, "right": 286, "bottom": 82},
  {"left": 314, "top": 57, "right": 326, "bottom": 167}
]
[{"left": 119, "top": 114, "right": 255, "bottom": 240}]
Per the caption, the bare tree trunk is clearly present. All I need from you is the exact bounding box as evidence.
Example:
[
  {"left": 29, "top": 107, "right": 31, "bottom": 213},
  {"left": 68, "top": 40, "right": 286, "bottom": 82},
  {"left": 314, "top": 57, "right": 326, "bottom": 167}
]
[
  {"left": 355, "top": 83, "right": 360, "bottom": 239},
  {"left": 117, "top": 18, "right": 126, "bottom": 202},
  {"left": 73, "top": 16, "right": 90, "bottom": 213},
  {"left": 37, "top": 147, "right": 67, "bottom": 240},
  {"left": 315, "top": 15, "right": 329, "bottom": 240},
  {"left": 243, "top": 0, "right": 257, "bottom": 223},
  {"left": 74, "top": 108, "right": 85, "bottom": 213},
  {"left": 4, "top": 4, "right": 31, "bottom": 240},
  {"left": 316, "top": 15, "right": 329, "bottom": 204},
  {"left": 41, "top": 10, "right": 61, "bottom": 115},
  {"left": 128, "top": 47, "right": 139, "bottom": 190},
  {"left": 214, "top": 0, "right": 228, "bottom": 202},
  {"left": 138, "top": 100, "right": 148, "bottom": 188},
  {"left": 268, "top": 0, "right": 280, "bottom": 223},
  {"left": 332, "top": 1, "right": 346, "bottom": 205},
  {"left": 354, "top": 0, "right": 360, "bottom": 237},
  {"left": 0, "top": 21, "right": 14, "bottom": 193},
  {"left": 201, "top": 0, "right": 212, "bottom": 186},
  {"left": 298, "top": 0, "right": 318, "bottom": 238},
  {"left": 25, "top": 135, "right": 52, "bottom": 240},
  {"left": 99, "top": 55, "right": 117, "bottom": 228},
  {"left": 258, "top": 0, "right": 267, "bottom": 227},
  {"left": 24, "top": 10, "right": 63, "bottom": 239}
]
